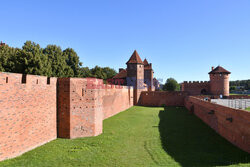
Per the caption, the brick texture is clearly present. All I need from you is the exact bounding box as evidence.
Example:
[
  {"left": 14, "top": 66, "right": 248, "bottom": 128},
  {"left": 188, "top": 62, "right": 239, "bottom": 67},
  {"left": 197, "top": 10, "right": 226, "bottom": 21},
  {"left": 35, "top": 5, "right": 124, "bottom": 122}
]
[
  {"left": 57, "top": 78, "right": 133, "bottom": 139},
  {"left": 185, "top": 96, "right": 250, "bottom": 153},
  {"left": 139, "top": 91, "right": 188, "bottom": 106},
  {"left": 0, "top": 72, "right": 57, "bottom": 161}
]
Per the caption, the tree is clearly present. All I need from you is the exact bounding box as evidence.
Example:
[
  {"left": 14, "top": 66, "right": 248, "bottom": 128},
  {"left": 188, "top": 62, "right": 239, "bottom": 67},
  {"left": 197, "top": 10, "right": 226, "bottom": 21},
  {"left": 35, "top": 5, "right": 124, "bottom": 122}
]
[
  {"left": 63, "top": 48, "right": 82, "bottom": 77},
  {"left": 162, "top": 78, "right": 180, "bottom": 91},
  {"left": 0, "top": 44, "right": 17, "bottom": 72},
  {"left": 79, "top": 67, "right": 92, "bottom": 78},
  {"left": 43, "top": 45, "right": 74, "bottom": 77},
  {"left": 14, "top": 41, "right": 50, "bottom": 75}
]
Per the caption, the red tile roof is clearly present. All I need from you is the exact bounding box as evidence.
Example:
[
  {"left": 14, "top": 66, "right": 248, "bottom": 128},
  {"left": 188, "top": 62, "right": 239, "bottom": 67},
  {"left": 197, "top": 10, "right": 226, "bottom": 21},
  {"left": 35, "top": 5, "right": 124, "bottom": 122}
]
[
  {"left": 143, "top": 58, "right": 149, "bottom": 65},
  {"left": 126, "top": 50, "right": 143, "bottom": 64},
  {"left": 113, "top": 69, "right": 127, "bottom": 79},
  {"left": 209, "top": 66, "right": 231, "bottom": 74}
]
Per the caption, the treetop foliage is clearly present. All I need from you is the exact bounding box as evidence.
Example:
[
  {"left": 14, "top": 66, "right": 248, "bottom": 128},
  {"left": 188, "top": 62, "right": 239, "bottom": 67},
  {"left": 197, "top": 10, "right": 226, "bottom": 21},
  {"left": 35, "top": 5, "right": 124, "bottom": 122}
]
[
  {"left": 0, "top": 41, "right": 117, "bottom": 80},
  {"left": 162, "top": 78, "right": 180, "bottom": 91}
]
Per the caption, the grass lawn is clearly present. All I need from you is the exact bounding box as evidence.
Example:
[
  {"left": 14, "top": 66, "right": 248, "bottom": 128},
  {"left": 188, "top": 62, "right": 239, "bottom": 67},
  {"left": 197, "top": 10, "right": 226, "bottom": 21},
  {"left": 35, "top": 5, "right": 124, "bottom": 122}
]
[
  {"left": 246, "top": 107, "right": 250, "bottom": 111},
  {"left": 1, "top": 106, "right": 250, "bottom": 167}
]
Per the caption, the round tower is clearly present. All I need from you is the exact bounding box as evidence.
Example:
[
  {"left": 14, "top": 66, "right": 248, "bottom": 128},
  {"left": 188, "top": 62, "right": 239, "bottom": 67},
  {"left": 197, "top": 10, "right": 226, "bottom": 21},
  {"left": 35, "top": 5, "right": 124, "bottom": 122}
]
[{"left": 209, "top": 66, "right": 231, "bottom": 97}]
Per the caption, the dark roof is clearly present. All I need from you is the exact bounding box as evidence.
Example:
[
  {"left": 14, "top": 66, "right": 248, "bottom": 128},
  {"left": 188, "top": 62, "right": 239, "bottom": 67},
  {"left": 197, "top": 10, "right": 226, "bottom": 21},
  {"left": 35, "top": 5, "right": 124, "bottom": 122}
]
[
  {"left": 126, "top": 50, "right": 143, "bottom": 64},
  {"left": 209, "top": 66, "right": 231, "bottom": 74},
  {"left": 143, "top": 58, "right": 149, "bottom": 65},
  {"left": 113, "top": 69, "right": 127, "bottom": 79}
]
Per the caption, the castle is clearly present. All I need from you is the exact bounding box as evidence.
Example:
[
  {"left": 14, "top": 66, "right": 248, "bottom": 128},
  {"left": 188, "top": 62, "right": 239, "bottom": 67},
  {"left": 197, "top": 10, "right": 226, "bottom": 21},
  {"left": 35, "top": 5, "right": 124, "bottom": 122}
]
[
  {"left": 0, "top": 50, "right": 250, "bottom": 161},
  {"left": 181, "top": 66, "right": 231, "bottom": 97},
  {"left": 112, "top": 50, "right": 155, "bottom": 104}
]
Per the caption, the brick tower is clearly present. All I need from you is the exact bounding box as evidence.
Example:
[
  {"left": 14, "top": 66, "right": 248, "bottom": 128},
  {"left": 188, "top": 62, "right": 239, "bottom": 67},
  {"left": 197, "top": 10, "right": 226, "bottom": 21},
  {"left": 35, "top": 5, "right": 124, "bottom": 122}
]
[
  {"left": 209, "top": 66, "right": 231, "bottom": 97},
  {"left": 143, "top": 58, "right": 154, "bottom": 91},
  {"left": 126, "top": 50, "right": 144, "bottom": 105}
]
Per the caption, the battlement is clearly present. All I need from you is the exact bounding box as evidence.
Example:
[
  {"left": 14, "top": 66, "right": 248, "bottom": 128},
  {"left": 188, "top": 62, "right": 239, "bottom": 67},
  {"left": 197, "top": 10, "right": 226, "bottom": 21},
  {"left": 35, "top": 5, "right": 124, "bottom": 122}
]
[
  {"left": 183, "top": 81, "right": 210, "bottom": 84},
  {"left": 0, "top": 72, "right": 57, "bottom": 86}
]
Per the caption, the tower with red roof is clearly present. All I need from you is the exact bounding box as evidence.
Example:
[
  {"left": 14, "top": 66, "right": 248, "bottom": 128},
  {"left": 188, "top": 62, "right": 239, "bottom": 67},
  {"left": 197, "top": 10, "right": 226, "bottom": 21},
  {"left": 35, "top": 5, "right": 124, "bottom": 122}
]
[
  {"left": 126, "top": 50, "right": 145, "bottom": 104},
  {"left": 209, "top": 66, "right": 231, "bottom": 97}
]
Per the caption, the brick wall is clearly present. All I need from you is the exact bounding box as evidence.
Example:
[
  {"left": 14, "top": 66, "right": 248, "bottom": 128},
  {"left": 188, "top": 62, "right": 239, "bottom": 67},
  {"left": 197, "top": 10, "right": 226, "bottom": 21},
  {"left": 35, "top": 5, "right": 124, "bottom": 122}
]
[
  {"left": 0, "top": 72, "right": 57, "bottom": 161},
  {"left": 181, "top": 81, "right": 210, "bottom": 95},
  {"left": 185, "top": 96, "right": 250, "bottom": 153},
  {"left": 139, "top": 91, "right": 188, "bottom": 106},
  {"left": 57, "top": 78, "right": 133, "bottom": 139},
  {"left": 102, "top": 85, "right": 133, "bottom": 119}
]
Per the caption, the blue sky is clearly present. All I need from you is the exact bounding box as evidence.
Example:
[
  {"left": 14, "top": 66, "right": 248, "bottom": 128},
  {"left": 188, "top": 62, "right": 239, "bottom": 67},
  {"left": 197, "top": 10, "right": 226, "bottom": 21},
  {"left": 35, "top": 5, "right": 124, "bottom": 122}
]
[{"left": 0, "top": 0, "right": 250, "bottom": 83}]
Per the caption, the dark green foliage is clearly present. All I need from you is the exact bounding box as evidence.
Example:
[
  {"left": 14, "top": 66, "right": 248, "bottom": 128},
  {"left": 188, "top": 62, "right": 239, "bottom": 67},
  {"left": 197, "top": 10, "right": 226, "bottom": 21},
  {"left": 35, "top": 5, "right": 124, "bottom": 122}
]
[
  {"left": 63, "top": 48, "right": 82, "bottom": 77},
  {"left": 43, "top": 45, "right": 74, "bottom": 77},
  {"left": 162, "top": 78, "right": 180, "bottom": 91},
  {"left": 230, "top": 80, "right": 250, "bottom": 90},
  {"left": 90, "top": 66, "right": 117, "bottom": 80},
  {"left": 0, "top": 41, "right": 117, "bottom": 79}
]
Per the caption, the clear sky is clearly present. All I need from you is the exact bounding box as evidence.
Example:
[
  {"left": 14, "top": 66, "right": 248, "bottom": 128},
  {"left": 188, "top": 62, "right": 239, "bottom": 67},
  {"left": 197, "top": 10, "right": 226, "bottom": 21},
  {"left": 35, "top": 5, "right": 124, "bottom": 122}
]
[{"left": 1, "top": 0, "right": 250, "bottom": 83}]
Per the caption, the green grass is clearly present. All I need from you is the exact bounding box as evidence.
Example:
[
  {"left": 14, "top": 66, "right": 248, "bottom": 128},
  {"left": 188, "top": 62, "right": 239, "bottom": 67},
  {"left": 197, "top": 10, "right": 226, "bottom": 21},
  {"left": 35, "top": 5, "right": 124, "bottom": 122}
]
[
  {"left": 1, "top": 106, "right": 250, "bottom": 167},
  {"left": 246, "top": 107, "right": 250, "bottom": 111},
  {"left": 230, "top": 93, "right": 250, "bottom": 96}
]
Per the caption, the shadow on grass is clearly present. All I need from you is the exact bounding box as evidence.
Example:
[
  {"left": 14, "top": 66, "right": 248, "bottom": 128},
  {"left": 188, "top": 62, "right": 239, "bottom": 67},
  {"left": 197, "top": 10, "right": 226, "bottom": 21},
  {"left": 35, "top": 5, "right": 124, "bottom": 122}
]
[{"left": 159, "top": 107, "right": 250, "bottom": 167}]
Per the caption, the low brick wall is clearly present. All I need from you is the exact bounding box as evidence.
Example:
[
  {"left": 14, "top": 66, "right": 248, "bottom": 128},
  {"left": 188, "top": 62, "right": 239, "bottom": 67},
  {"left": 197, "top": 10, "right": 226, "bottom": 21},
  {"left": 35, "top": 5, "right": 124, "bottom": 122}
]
[
  {"left": 57, "top": 78, "right": 133, "bottom": 139},
  {"left": 185, "top": 96, "right": 250, "bottom": 153},
  {"left": 139, "top": 91, "right": 188, "bottom": 106},
  {"left": 0, "top": 72, "right": 57, "bottom": 161}
]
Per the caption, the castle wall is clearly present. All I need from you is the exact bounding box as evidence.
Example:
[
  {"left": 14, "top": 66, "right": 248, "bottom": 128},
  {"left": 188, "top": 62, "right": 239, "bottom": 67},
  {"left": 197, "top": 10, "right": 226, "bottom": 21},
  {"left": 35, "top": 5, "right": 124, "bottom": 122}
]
[
  {"left": 0, "top": 72, "right": 57, "bottom": 161},
  {"left": 57, "top": 78, "right": 133, "bottom": 139},
  {"left": 139, "top": 91, "right": 188, "bottom": 106},
  {"left": 181, "top": 81, "right": 210, "bottom": 95},
  {"left": 102, "top": 85, "right": 133, "bottom": 119},
  {"left": 184, "top": 96, "right": 250, "bottom": 153}
]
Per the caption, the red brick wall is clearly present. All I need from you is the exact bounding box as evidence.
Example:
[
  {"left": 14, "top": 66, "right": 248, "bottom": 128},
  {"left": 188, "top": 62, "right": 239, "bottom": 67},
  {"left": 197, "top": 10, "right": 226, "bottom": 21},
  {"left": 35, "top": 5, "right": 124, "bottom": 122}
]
[
  {"left": 102, "top": 85, "right": 133, "bottom": 119},
  {"left": 0, "top": 72, "right": 57, "bottom": 161},
  {"left": 57, "top": 78, "right": 133, "bottom": 139},
  {"left": 139, "top": 91, "right": 188, "bottom": 106},
  {"left": 58, "top": 78, "right": 103, "bottom": 139},
  {"left": 181, "top": 81, "right": 210, "bottom": 95},
  {"left": 210, "top": 73, "right": 230, "bottom": 96},
  {"left": 185, "top": 96, "right": 250, "bottom": 153}
]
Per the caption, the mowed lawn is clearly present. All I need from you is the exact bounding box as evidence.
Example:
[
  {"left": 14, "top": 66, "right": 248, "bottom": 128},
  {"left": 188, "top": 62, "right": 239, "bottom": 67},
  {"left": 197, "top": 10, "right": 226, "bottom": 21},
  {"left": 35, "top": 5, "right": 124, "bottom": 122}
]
[
  {"left": 1, "top": 106, "right": 250, "bottom": 167},
  {"left": 246, "top": 107, "right": 250, "bottom": 111}
]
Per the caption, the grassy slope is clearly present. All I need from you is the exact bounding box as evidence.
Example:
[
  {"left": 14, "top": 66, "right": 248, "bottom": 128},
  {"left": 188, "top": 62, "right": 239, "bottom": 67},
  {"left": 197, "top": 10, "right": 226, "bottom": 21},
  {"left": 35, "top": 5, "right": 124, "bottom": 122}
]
[{"left": 1, "top": 106, "right": 249, "bottom": 167}]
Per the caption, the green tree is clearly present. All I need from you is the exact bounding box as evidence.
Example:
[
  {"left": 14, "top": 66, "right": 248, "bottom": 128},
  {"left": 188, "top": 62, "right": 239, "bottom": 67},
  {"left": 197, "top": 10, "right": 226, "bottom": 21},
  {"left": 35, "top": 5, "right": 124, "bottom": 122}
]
[
  {"left": 0, "top": 44, "right": 17, "bottom": 72},
  {"left": 14, "top": 41, "right": 50, "bottom": 75},
  {"left": 43, "top": 45, "right": 74, "bottom": 77},
  {"left": 79, "top": 67, "right": 92, "bottom": 78},
  {"left": 163, "top": 78, "right": 180, "bottom": 91},
  {"left": 63, "top": 48, "right": 82, "bottom": 77}
]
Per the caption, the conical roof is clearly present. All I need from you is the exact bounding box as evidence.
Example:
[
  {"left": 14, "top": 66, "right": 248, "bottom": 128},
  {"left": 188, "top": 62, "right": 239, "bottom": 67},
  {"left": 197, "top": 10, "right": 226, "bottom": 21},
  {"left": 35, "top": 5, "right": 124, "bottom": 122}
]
[
  {"left": 126, "top": 50, "right": 143, "bottom": 64},
  {"left": 209, "top": 66, "right": 231, "bottom": 74}
]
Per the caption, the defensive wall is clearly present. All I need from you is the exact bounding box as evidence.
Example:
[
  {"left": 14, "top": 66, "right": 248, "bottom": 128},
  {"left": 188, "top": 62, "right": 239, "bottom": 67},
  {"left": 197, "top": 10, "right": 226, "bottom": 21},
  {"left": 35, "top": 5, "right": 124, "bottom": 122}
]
[
  {"left": 0, "top": 72, "right": 57, "bottom": 161},
  {"left": 1, "top": 71, "right": 249, "bottom": 161},
  {"left": 57, "top": 78, "right": 133, "bottom": 139},
  {"left": 181, "top": 81, "right": 210, "bottom": 95},
  {"left": 0, "top": 72, "right": 133, "bottom": 161},
  {"left": 184, "top": 96, "right": 250, "bottom": 153},
  {"left": 139, "top": 91, "right": 188, "bottom": 106}
]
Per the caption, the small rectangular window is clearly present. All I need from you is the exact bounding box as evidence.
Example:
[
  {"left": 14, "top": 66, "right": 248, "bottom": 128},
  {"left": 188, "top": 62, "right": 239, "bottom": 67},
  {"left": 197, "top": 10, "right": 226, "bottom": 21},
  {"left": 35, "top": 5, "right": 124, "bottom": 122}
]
[
  {"left": 47, "top": 77, "right": 50, "bottom": 85},
  {"left": 6, "top": 77, "right": 8, "bottom": 83}
]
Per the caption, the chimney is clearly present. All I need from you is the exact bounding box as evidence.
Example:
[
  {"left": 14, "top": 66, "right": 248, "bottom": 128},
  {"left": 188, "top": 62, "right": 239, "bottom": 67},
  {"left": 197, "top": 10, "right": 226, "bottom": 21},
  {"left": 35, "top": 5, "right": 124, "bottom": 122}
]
[
  {"left": 119, "top": 68, "right": 124, "bottom": 73},
  {"left": 211, "top": 66, "right": 214, "bottom": 71}
]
